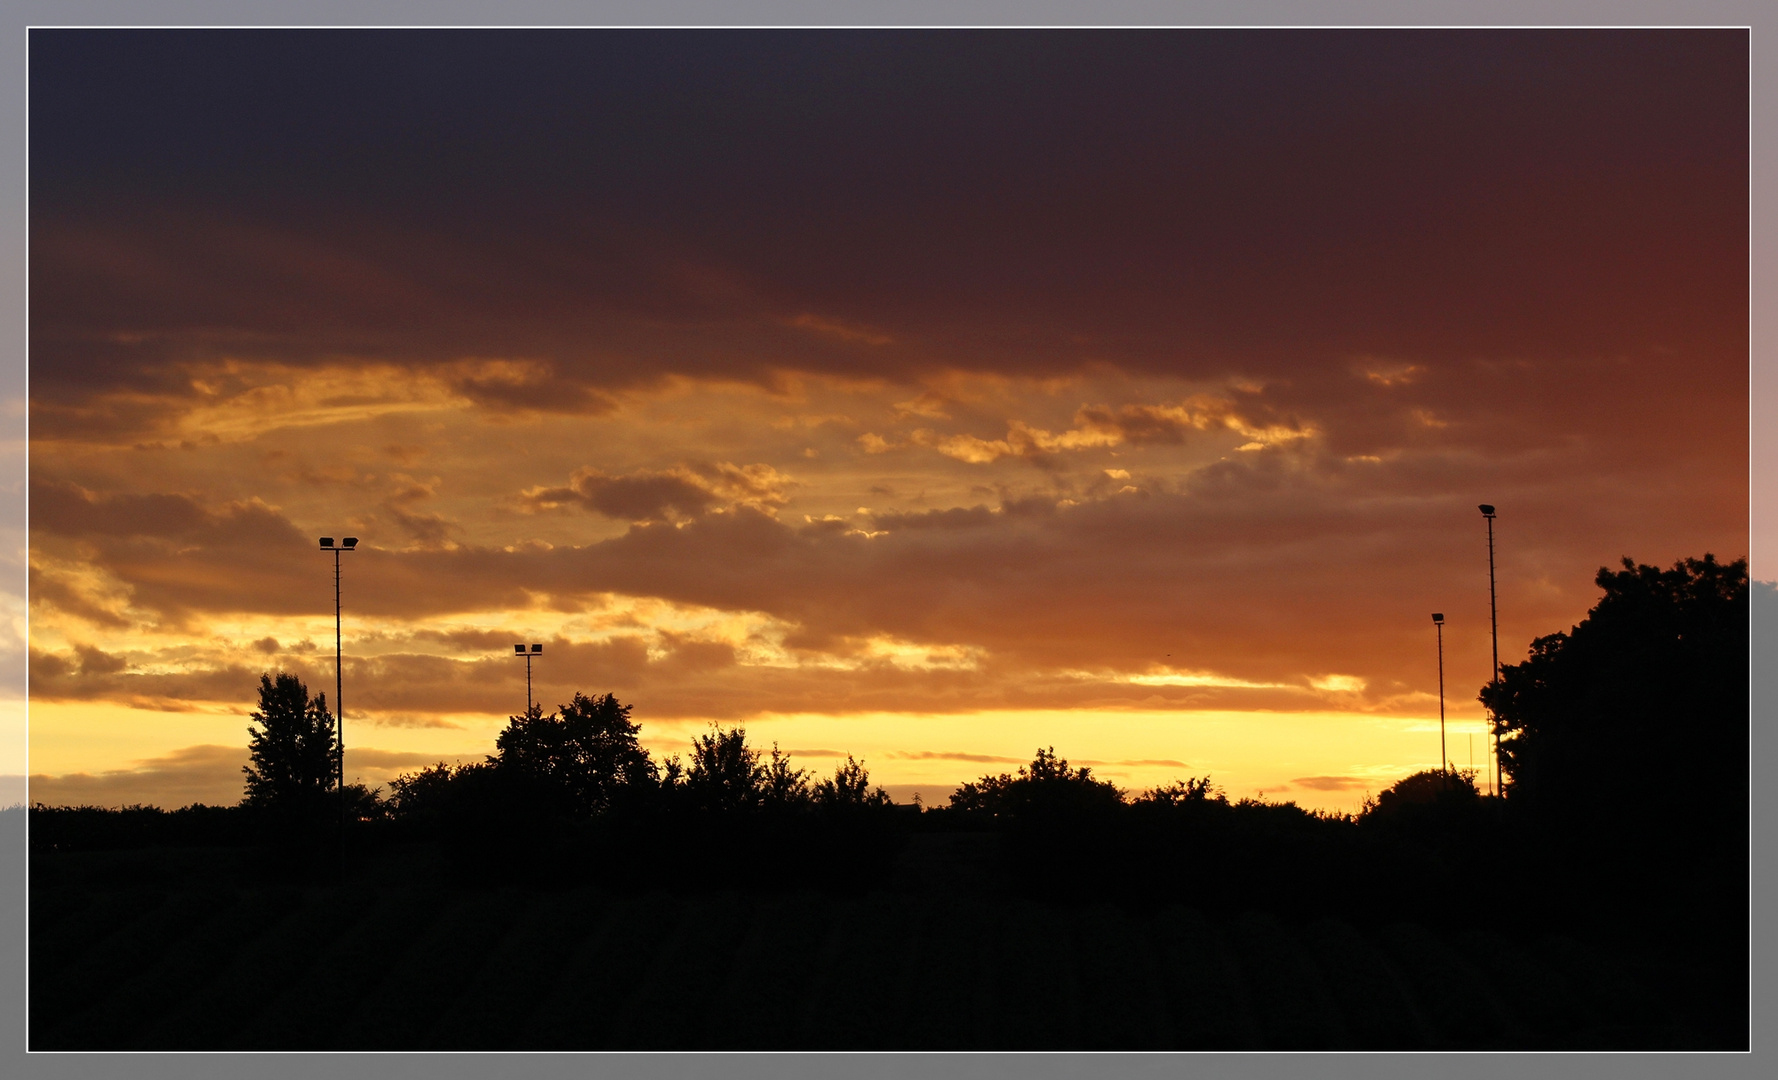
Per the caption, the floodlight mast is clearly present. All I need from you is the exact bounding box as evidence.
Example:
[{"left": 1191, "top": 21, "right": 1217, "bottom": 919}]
[
  {"left": 319, "top": 536, "right": 357, "bottom": 833},
  {"left": 514, "top": 643, "right": 543, "bottom": 713},
  {"left": 1432, "top": 613, "right": 1446, "bottom": 785},
  {"left": 1480, "top": 505, "right": 1500, "bottom": 797}
]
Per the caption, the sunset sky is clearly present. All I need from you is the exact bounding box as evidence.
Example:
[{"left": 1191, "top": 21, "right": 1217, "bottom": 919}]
[{"left": 21, "top": 30, "right": 1749, "bottom": 811}]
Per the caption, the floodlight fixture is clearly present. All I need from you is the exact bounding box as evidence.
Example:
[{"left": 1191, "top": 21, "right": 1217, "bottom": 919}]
[
  {"left": 320, "top": 537, "right": 335, "bottom": 548},
  {"left": 343, "top": 537, "right": 359, "bottom": 549},
  {"left": 1478, "top": 504, "right": 1495, "bottom": 517},
  {"left": 514, "top": 644, "right": 526, "bottom": 654},
  {"left": 531, "top": 643, "right": 543, "bottom": 654},
  {"left": 1432, "top": 612, "right": 1444, "bottom": 625}
]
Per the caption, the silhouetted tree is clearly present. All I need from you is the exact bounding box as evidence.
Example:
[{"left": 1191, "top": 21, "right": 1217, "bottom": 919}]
[
  {"left": 812, "top": 755, "right": 895, "bottom": 811},
  {"left": 683, "top": 725, "right": 767, "bottom": 813},
  {"left": 1479, "top": 554, "right": 1747, "bottom": 848},
  {"left": 1131, "top": 776, "right": 1224, "bottom": 809},
  {"left": 950, "top": 747, "right": 1124, "bottom": 819},
  {"left": 492, "top": 692, "right": 657, "bottom": 816},
  {"left": 242, "top": 672, "right": 335, "bottom": 818},
  {"left": 761, "top": 743, "right": 812, "bottom": 811}
]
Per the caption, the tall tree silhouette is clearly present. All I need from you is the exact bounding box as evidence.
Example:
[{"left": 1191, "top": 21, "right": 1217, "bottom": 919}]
[
  {"left": 242, "top": 672, "right": 335, "bottom": 817},
  {"left": 492, "top": 692, "right": 656, "bottom": 816},
  {"left": 1480, "top": 554, "right": 1747, "bottom": 851}
]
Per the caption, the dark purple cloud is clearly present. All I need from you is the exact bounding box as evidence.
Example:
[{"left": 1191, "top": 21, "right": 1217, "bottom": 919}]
[{"left": 28, "top": 31, "right": 1746, "bottom": 425}]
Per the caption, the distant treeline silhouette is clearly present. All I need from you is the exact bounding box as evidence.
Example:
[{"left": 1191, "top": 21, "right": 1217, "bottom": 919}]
[{"left": 31, "top": 553, "right": 1749, "bottom": 925}]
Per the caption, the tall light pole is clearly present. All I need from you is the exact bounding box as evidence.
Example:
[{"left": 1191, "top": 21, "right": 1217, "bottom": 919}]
[
  {"left": 1479, "top": 504, "right": 1500, "bottom": 797},
  {"left": 514, "top": 643, "right": 543, "bottom": 714},
  {"left": 1432, "top": 612, "right": 1446, "bottom": 783},
  {"left": 319, "top": 536, "right": 358, "bottom": 825}
]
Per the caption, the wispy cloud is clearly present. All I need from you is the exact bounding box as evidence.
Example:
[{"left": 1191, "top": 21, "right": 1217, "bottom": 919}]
[
  {"left": 888, "top": 750, "right": 1026, "bottom": 765},
  {"left": 1290, "top": 775, "right": 1369, "bottom": 791}
]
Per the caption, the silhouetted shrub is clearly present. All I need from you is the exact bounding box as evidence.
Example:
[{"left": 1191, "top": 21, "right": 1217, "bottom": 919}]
[{"left": 1358, "top": 768, "right": 1485, "bottom": 837}]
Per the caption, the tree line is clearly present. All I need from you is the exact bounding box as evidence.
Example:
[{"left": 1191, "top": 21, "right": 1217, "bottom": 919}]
[
  {"left": 31, "top": 553, "right": 1749, "bottom": 927},
  {"left": 237, "top": 686, "right": 898, "bottom": 824}
]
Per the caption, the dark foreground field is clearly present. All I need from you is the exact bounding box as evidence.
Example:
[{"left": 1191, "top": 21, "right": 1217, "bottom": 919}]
[{"left": 29, "top": 838, "right": 1735, "bottom": 1051}]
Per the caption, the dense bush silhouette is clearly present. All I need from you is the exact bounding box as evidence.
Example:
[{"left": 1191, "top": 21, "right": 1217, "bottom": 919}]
[
  {"left": 28, "top": 802, "right": 259, "bottom": 853},
  {"left": 382, "top": 761, "right": 464, "bottom": 824},
  {"left": 949, "top": 747, "right": 1123, "bottom": 821},
  {"left": 760, "top": 743, "right": 813, "bottom": 811},
  {"left": 812, "top": 755, "right": 895, "bottom": 811},
  {"left": 1351, "top": 768, "right": 1494, "bottom": 884},
  {"left": 653, "top": 728, "right": 901, "bottom": 891},
  {"left": 1475, "top": 554, "right": 1747, "bottom": 1022},
  {"left": 1129, "top": 776, "right": 1221, "bottom": 809},
  {"left": 1358, "top": 769, "right": 1482, "bottom": 826},
  {"left": 1480, "top": 553, "right": 1747, "bottom": 900},
  {"left": 680, "top": 725, "right": 768, "bottom": 814},
  {"left": 493, "top": 693, "right": 659, "bottom": 816},
  {"left": 1483, "top": 555, "right": 1746, "bottom": 835},
  {"left": 369, "top": 709, "right": 903, "bottom": 891}
]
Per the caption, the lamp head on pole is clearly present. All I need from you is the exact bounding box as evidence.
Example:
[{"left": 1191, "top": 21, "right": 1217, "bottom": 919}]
[
  {"left": 1432, "top": 613, "right": 1444, "bottom": 625},
  {"left": 319, "top": 537, "right": 334, "bottom": 549},
  {"left": 531, "top": 644, "right": 543, "bottom": 654},
  {"left": 513, "top": 644, "right": 526, "bottom": 655},
  {"left": 342, "top": 537, "right": 358, "bottom": 549},
  {"left": 1478, "top": 504, "right": 1495, "bottom": 518}
]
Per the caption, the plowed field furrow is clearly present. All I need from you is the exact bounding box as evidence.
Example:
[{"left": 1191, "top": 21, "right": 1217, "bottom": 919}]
[
  {"left": 708, "top": 892, "right": 836, "bottom": 1049},
  {"left": 798, "top": 894, "right": 916, "bottom": 1048},
  {"left": 141, "top": 886, "right": 380, "bottom": 1049}
]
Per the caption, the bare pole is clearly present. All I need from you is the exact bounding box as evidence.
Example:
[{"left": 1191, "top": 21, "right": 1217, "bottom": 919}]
[
  {"left": 1429, "top": 615, "right": 1443, "bottom": 786},
  {"left": 335, "top": 547, "right": 344, "bottom": 826},
  {"left": 320, "top": 536, "right": 357, "bottom": 873},
  {"left": 1488, "top": 516, "right": 1498, "bottom": 795},
  {"left": 1482, "top": 505, "right": 1501, "bottom": 797}
]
